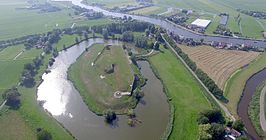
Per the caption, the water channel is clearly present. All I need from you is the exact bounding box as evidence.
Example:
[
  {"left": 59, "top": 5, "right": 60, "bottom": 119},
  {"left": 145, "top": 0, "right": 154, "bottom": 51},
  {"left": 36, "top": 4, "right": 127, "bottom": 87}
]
[{"left": 37, "top": 38, "right": 169, "bottom": 140}]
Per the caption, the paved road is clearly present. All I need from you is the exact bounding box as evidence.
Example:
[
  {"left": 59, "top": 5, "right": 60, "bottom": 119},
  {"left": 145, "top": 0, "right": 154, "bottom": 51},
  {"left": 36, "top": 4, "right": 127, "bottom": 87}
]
[
  {"left": 260, "top": 85, "right": 266, "bottom": 132},
  {"left": 162, "top": 34, "right": 235, "bottom": 121}
]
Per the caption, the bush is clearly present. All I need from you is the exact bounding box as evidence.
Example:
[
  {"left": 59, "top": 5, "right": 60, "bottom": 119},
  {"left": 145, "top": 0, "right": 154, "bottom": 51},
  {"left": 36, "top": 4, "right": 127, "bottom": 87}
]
[
  {"left": 2, "top": 88, "right": 21, "bottom": 109},
  {"left": 198, "top": 110, "right": 225, "bottom": 124},
  {"left": 104, "top": 109, "right": 117, "bottom": 124},
  {"left": 37, "top": 129, "right": 52, "bottom": 140},
  {"left": 233, "top": 120, "right": 244, "bottom": 132}
]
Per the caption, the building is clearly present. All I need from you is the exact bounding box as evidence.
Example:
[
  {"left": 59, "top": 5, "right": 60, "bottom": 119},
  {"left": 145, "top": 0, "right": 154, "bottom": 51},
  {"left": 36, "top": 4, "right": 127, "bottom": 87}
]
[{"left": 191, "top": 19, "right": 211, "bottom": 28}]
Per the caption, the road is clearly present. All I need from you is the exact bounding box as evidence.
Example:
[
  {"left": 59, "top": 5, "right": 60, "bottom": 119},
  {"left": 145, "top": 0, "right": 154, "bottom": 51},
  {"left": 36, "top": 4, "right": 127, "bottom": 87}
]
[
  {"left": 162, "top": 34, "right": 235, "bottom": 121},
  {"left": 260, "top": 85, "right": 266, "bottom": 132}
]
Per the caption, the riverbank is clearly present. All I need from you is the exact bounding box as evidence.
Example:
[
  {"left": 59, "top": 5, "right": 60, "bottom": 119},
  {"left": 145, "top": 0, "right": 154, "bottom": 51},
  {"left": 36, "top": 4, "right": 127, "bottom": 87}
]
[
  {"left": 148, "top": 46, "right": 211, "bottom": 139},
  {"left": 68, "top": 43, "right": 143, "bottom": 115},
  {"left": 248, "top": 81, "right": 266, "bottom": 138},
  {"left": 224, "top": 53, "right": 266, "bottom": 117}
]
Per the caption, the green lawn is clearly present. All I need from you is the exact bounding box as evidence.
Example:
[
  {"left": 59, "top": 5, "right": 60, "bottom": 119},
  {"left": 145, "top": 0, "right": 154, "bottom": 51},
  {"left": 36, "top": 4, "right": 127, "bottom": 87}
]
[
  {"left": 0, "top": 0, "right": 111, "bottom": 41},
  {"left": 129, "top": 6, "right": 166, "bottom": 15},
  {"left": 149, "top": 46, "right": 211, "bottom": 140},
  {"left": 224, "top": 53, "right": 266, "bottom": 117},
  {"left": 69, "top": 44, "right": 136, "bottom": 114},
  {"left": 0, "top": 111, "right": 36, "bottom": 140}
]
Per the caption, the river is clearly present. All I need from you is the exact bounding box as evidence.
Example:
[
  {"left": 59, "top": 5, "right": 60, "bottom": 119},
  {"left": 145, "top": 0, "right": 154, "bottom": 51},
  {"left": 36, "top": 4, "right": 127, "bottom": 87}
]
[
  {"left": 37, "top": 38, "right": 169, "bottom": 140},
  {"left": 54, "top": 0, "right": 266, "bottom": 48},
  {"left": 238, "top": 68, "right": 266, "bottom": 140}
]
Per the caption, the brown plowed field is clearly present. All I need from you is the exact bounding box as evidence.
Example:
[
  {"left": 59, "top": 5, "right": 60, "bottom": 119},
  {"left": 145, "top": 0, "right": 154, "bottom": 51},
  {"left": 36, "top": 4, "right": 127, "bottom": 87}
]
[{"left": 179, "top": 45, "right": 260, "bottom": 90}]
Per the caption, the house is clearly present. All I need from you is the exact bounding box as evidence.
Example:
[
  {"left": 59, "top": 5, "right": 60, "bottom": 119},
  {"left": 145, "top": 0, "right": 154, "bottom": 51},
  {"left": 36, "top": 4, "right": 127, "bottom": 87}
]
[{"left": 224, "top": 127, "right": 241, "bottom": 140}]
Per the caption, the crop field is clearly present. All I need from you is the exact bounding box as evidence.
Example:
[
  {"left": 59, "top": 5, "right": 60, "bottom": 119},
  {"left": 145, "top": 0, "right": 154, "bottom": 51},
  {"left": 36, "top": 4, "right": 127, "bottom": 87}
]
[
  {"left": 0, "top": 0, "right": 111, "bottom": 41},
  {"left": 149, "top": 46, "right": 211, "bottom": 140},
  {"left": 69, "top": 44, "right": 135, "bottom": 114},
  {"left": 179, "top": 45, "right": 259, "bottom": 90}
]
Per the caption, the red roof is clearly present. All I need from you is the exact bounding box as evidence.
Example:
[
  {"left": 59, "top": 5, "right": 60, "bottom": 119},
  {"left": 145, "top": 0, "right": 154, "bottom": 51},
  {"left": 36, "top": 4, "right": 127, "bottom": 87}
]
[{"left": 263, "top": 32, "right": 266, "bottom": 35}]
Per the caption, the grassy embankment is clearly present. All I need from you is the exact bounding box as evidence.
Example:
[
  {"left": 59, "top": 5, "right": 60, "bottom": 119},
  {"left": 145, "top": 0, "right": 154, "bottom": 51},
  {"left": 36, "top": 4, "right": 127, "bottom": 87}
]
[
  {"left": 0, "top": 0, "right": 111, "bottom": 41},
  {"left": 69, "top": 44, "right": 138, "bottom": 114},
  {"left": 148, "top": 46, "right": 212, "bottom": 140},
  {"left": 248, "top": 81, "right": 266, "bottom": 138},
  {"left": 224, "top": 53, "right": 266, "bottom": 117},
  {"left": 83, "top": 0, "right": 136, "bottom": 9},
  {"left": 0, "top": 35, "right": 85, "bottom": 139}
]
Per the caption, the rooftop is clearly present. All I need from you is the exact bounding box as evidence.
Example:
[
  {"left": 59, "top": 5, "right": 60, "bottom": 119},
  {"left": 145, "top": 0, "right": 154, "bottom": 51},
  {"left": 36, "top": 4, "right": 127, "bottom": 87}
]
[{"left": 191, "top": 19, "right": 211, "bottom": 28}]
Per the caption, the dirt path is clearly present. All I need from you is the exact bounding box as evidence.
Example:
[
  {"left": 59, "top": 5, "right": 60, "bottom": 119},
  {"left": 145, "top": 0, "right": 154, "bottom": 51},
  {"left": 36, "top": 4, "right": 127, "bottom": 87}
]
[
  {"left": 162, "top": 34, "right": 235, "bottom": 121},
  {"left": 13, "top": 50, "right": 24, "bottom": 60},
  {"left": 0, "top": 100, "right": 7, "bottom": 110},
  {"left": 260, "top": 85, "right": 266, "bottom": 132}
]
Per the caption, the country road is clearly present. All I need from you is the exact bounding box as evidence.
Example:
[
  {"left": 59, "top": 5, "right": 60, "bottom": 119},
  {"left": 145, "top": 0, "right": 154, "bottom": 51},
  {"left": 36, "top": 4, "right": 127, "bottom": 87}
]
[
  {"left": 162, "top": 34, "right": 235, "bottom": 121},
  {"left": 260, "top": 85, "right": 266, "bottom": 132}
]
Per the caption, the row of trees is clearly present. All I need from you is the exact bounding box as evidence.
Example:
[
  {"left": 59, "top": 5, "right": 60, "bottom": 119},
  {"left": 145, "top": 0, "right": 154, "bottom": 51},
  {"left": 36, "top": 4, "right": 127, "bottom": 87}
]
[
  {"left": 163, "top": 34, "right": 228, "bottom": 103},
  {"left": 20, "top": 56, "right": 43, "bottom": 88}
]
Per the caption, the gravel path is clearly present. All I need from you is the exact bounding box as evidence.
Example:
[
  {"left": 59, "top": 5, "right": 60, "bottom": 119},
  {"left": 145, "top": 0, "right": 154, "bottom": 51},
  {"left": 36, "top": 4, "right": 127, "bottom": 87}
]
[{"left": 260, "top": 85, "right": 266, "bottom": 132}]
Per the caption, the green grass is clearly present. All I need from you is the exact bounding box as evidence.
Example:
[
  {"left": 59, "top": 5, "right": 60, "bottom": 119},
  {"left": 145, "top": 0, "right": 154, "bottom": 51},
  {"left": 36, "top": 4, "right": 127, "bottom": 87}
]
[
  {"left": 248, "top": 81, "right": 266, "bottom": 138},
  {"left": 0, "top": 46, "right": 41, "bottom": 101},
  {"left": 224, "top": 53, "right": 266, "bottom": 117},
  {"left": 153, "top": 0, "right": 265, "bottom": 38},
  {"left": 0, "top": 0, "right": 111, "bottom": 41},
  {"left": 149, "top": 46, "right": 211, "bottom": 140},
  {"left": 0, "top": 42, "right": 74, "bottom": 139},
  {"left": 69, "top": 44, "right": 136, "bottom": 114},
  {"left": 55, "top": 34, "right": 80, "bottom": 51},
  {"left": 129, "top": 6, "right": 166, "bottom": 15},
  {"left": 84, "top": 0, "right": 137, "bottom": 8},
  {"left": 0, "top": 111, "right": 36, "bottom": 140}
]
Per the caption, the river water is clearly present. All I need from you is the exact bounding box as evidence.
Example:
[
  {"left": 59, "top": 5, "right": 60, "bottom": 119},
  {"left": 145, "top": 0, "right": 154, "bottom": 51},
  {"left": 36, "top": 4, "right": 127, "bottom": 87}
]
[
  {"left": 54, "top": 0, "right": 266, "bottom": 48},
  {"left": 238, "top": 68, "right": 266, "bottom": 140},
  {"left": 37, "top": 38, "right": 169, "bottom": 140}
]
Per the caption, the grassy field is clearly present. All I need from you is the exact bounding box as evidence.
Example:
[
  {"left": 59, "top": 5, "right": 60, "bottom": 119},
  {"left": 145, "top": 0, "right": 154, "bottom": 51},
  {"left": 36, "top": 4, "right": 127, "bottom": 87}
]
[
  {"left": 153, "top": 0, "right": 265, "bottom": 38},
  {"left": 84, "top": 0, "right": 136, "bottom": 8},
  {"left": 179, "top": 45, "right": 259, "bottom": 90},
  {"left": 248, "top": 81, "right": 266, "bottom": 138},
  {"left": 149, "top": 46, "right": 211, "bottom": 140},
  {"left": 129, "top": 6, "right": 166, "bottom": 15},
  {"left": 0, "top": 42, "right": 74, "bottom": 139},
  {"left": 224, "top": 53, "right": 266, "bottom": 117},
  {"left": 0, "top": 45, "right": 41, "bottom": 103},
  {"left": 0, "top": 110, "right": 36, "bottom": 140},
  {"left": 69, "top": 44, "right": 136, "bottom": 114},
  {"left": 0, "top": 0, "right": 111, "bottom": 41}
]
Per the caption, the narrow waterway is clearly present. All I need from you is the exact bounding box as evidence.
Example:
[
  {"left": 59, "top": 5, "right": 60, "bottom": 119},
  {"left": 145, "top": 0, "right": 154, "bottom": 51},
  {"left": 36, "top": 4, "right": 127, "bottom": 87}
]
[
  {"left": 238, "top": 68, "right": 266, "bottom": 140},
  {"left": 37, "top": 39, "right": 169, "bottom": 140}
]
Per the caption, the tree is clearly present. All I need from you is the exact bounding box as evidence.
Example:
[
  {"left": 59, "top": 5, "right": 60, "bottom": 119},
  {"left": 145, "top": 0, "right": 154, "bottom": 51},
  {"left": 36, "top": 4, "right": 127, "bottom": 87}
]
[
  {"left": 154, "top": 42, "right": 160, "bottom": 50},
  {"left": 84, "top": 32, "right": 88, "bottom": 40},
  {"left": 37, "top": 129, "right": 52, "bottom": 140},
  {"left": 198, "top": 110, "right": 225, "bottom": 124},
  {"left": 75, "top": 37, "right": 79, "bottom": 44},
  {"left": 102, "top": 28, "right": 109, "bottom": 40},
  {"left": 122, "top": 31, "right": 134, "bottom": 42},
  {"left": 3, "top": 88, "right": 21, "bottom": 109},
  {"left": 104, "top": 109, "right": 116, "bottom": 124},
  {"left": 199, "top": 124, "right": 212, "bottom": 140},
  {"left": 135, "top": 37, "right": 148, "bottom": 48},
  {"left": 208, "top": 123, "right": 225, "bottom": 140},
  {"left": 233, "top": 120, "right": 244, "bottom": 132}
]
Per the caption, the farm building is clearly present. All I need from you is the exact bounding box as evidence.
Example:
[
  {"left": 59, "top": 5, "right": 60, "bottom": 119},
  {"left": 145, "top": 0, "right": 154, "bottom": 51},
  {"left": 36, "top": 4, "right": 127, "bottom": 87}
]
[{"left": 191, "top": 19, "right": 211, "bottom": 28}]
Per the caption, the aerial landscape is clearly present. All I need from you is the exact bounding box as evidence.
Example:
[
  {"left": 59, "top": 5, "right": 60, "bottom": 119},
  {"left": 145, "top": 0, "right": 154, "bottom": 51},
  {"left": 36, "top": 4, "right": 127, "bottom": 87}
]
[{"left": 1, "top": 0, "right": 266, "bottom": 140}]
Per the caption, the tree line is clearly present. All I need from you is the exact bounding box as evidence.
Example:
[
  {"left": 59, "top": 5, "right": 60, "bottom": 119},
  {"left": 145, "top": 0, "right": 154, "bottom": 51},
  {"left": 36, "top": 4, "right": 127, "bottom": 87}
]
[{"left": 163, "top": 34, "right": 228, "bottom": 103}]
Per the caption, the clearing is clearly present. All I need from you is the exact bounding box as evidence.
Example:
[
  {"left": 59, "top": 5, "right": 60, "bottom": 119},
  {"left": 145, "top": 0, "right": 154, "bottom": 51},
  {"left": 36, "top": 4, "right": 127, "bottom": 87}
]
[
  {"left": 179, "top": 45, "right": 259, "bottom": 90},
  {"left": 69, "top": 44, "right": 136, "bottom": 114}
]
